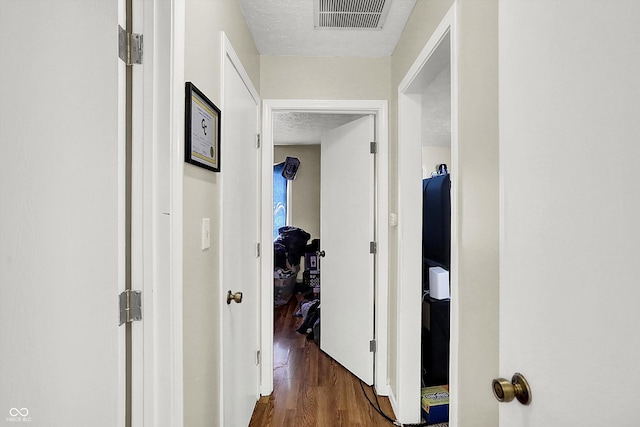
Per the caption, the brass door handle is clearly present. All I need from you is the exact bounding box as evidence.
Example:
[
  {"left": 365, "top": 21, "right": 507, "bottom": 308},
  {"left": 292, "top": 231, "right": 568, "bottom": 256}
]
[
  {"left": 227, "top": 290, "right": 243, "bottom": 304},
  {"left": 492, "top": 373, "right": 531, "bottom": 405}
]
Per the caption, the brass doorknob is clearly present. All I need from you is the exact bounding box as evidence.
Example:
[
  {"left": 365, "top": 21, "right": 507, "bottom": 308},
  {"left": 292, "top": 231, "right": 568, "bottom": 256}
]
[
  {"left": 227, "top": 290, "right": 243, "bottom": 304},
  {"left": 492, "top": 373, "right": 531, "bottom": 405}
]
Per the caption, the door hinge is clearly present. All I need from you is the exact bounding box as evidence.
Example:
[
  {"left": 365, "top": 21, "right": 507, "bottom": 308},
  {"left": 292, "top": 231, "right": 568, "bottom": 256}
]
[
  {"left": 256, "top": 350, "right": 261, "bottom": 365},
  {"left": 370, "top": 241, "right": 377, "bottom": 254},
  {"left": 370, "top": 141, "right": 377, "bottom": 154},
  {"left": 118, "top": 25, "right": 143, "bottom": 66},
  {"left": 119, "top": 289, "right": 142, "bottom": 325},
  {"left": 370, "top": 339, "right": 377, "bottom": 353},
  {"left": 256, "top": 242, "right": 261, "bottom": 258},
  {"left": 256, "top": 134, "right": 261, "bottom": 148}
]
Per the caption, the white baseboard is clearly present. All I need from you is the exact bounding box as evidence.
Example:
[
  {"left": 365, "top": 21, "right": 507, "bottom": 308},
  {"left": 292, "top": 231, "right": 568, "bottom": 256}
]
[
  {"left": 387, "top": 387, "right": 399, "bottom": 420},
  {"left": 375, "top": 381, "right": 390, "bottom": 397}
]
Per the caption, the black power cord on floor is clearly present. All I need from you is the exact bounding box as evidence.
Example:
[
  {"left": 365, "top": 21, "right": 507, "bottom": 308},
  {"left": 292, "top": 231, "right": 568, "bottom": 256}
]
[{"left": 359, "top": 380, "right": 431, "bottom": 427}]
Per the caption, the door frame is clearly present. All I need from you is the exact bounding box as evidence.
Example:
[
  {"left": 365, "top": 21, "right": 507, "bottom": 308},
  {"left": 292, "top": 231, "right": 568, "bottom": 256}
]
[
  {"left": 136, "top": 1, "right": 185, "bottom": 426},
  {"left": 396, "top": 4, "right": 458, "bottom": 424},
  {"left": 260, "top": 99, "right": 389, "bottom": 396}
]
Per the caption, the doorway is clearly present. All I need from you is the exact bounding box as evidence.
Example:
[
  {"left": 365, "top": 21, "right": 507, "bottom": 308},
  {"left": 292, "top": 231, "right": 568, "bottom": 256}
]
[
  {"left": 396, "top": 5, "right": 457, "bottom": 424},
  {"left": 260, "top": 100, "right": 390, "bottom": 397},
  {"left": 273, "top": 113, "right": 376, "bottom": 385}
]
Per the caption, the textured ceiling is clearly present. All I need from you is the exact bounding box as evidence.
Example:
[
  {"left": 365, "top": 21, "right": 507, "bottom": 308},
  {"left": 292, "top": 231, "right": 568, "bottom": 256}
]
[
  {"left": 243, "top": 1, "right": 418, "bottom": 144},
  {"left": 274, "top": 112, "right": 366, "bottom": 145},
  {"left": 239, "top": 0, "right": 416, "bottom": 57}
]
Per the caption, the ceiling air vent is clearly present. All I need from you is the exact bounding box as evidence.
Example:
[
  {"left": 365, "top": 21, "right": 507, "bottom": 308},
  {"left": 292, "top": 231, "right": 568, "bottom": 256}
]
[{"left": 314, "top": 0, "right": 392, "bottom": 30}]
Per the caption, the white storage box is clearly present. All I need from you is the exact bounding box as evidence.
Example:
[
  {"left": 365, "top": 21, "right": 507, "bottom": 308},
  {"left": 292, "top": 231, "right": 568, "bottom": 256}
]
[
  {"left": 429, "top": 267, "right": 450, "bottom": 300},
  {"left": 274, "top": 265, "right": 299, "bottom": 306}
]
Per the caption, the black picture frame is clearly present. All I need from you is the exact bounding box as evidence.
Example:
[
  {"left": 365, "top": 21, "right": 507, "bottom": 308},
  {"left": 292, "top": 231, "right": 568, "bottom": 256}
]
[{"left": 185, "top": 82, "right": 221, "bottom": 172}]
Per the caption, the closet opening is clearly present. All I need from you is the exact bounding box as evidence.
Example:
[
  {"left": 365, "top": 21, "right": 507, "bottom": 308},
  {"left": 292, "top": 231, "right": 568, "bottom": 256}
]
[
  {"left": 397, "top": 11, "right": 456, "bottom": 423},
  {"left": 416, "top": 33, "right": 452, "bottom": 426}
]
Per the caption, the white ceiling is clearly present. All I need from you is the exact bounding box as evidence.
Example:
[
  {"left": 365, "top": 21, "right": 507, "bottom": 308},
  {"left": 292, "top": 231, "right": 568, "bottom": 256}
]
[
  {"left": 240, "top": 0, "right": 417, "bottom": 145},
  {"left": 274, "top": 112, "right": 366, "bottom": 145},
  {"left": 239, "top": 0, "right": 416, "bottom": 57}
]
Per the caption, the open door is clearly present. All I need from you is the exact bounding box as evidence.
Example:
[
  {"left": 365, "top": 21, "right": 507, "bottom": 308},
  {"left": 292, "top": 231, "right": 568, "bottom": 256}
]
[
  {"left": 320, "top": 115, "right": 375, "bottom": 385},
  {"left": 220, "top": 36, "right": 261, "bottom": 427},
  {"left": 0, "top": 0, "right": 125, "bottom": 424},
  {"left": 498, "top": 1, "right": 640, "bottom": 425}
]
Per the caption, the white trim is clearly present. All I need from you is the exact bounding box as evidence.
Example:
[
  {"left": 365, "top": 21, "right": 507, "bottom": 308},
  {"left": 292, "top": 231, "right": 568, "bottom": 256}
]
[
  {"left": 131, "top": 0, "right": 145, "bottom": 422},
  {"left": 387, "top": 386, "right": 399, "bottom": 422},
  {"left": 396, "top": 3, "right": 458, "bottom": 424},
  {"left": 449, "top": 12, "right": 460, "bottom": 426},
  {"left": 260, "top": 99, "right": 390, "bottom": 396},
  {"left": 149, "top": 1, "right": 185, "bottom": 426},
  {"left": 286, "top": 177, "right": 293, "bottom": 226},
  {"left": 221, "top": 33, "right": 261, "bottom": 103},
  {"left": 219, "top": 32, "right": 261, "bottom": 427},
  {"left": 117, "top": 1, "right": 127, "bottom": 425},
  {"left": 135, "top": 0, "right": 185, "bottom": 426},
  {"left": 261, "top": 104, "right": 276, "bottom": 395},
  {"left": 168, "top": 2, "right": 185, "bottom": 424}
]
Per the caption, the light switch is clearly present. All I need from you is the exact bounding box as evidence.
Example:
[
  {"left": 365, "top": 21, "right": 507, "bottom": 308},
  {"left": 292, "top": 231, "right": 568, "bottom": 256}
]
[
  {"left": 389, "top": 213, "right": 398, "bottom": 227},
  {"left": 202, "top": 218, "right": 210, "bottom": 250}
]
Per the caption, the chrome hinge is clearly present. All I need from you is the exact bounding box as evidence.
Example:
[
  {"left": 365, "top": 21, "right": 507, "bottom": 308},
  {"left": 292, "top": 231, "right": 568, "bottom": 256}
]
[
  {"left": 256, "top": 134, "right": 261, "bottom": 148},
  {"left": 118, "top": 25, "right": 143, "bottom": 66},
  {"left": 119, "top": 289, "right": 142, "bottom": 325},
  {"left": 256, "top": 242, "right": 261, "bottom": 258},
  {"left": 370, "top": 241, "right": 377, "bottom": 254},
  {"left": 256, "top": 350, "right": 261, "bottom": 366},
  {"left": 370, "top": 339, "right": 377, "bottom": 353},
  {"left": 370, "top": 141, "right": 377, "bottom": 154}
]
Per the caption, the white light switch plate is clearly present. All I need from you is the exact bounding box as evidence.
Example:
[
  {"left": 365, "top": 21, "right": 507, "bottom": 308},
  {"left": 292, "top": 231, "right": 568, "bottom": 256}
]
[
  {"left": 202, "top": 218, "right": 210, "bottom": 250},
  {"left": 389, "top": 213, "right": 398, "bottom": 227}
]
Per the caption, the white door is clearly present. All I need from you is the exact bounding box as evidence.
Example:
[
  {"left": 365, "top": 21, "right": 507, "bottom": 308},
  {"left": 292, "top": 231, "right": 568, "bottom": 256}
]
[
  {"left": 320, "top": 115, "right": 375, "bottom": 385},
  {"left": 220, "top": 38, "right": 261, "bottom": 427},
  {"left": 499, "top": 1, "right": 640, "bottom": 425},
  {"left": 0, "top": 0, "right": 125, "bottom": 425}
]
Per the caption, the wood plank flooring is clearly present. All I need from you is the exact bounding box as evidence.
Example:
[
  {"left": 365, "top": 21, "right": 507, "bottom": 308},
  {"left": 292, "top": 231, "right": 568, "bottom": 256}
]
[{"left": 249, "top": 296, "right": 397, "bottom": 427}]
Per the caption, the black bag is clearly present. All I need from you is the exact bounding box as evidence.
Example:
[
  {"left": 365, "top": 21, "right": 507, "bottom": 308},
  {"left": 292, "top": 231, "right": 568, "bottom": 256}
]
[{"left": 275, "top": 226, "right": 310, "bottom": 266}]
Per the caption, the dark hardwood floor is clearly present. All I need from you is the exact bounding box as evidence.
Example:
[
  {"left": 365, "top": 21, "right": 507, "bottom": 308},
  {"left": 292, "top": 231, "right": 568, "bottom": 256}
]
[{"left": 249, "top": 296, "right": 397, "bottom": 427}]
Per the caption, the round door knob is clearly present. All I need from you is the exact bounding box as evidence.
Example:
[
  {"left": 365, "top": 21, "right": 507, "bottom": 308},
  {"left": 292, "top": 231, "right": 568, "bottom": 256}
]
[
  {"left": 317, "top": 250, "right": 326, "bottom": 257},
  {"left": 492, "top": 373, "right": 531, "bottom": 405},
  {"left": 227, "top": 290, "right": 243, "bottom": 304}
]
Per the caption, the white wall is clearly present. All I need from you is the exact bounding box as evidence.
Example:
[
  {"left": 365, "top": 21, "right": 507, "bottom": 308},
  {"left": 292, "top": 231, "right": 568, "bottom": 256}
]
[
  {"left": 261, "top": 56, "right": 390, "bottom": 100},
  {"left": 392, "top": 0, "right": 499, "bottom": 425},
  {"left": 183, "top": 2, "right": 260, "bottom": 425},
  {"left": 421, "top": 62, "right": 452, "bottom": 178},
  {"left": 455, "top": 1, "right": 499, "bottom": 424},
  {"left": 274, "top": 145, "right": 321, "bottom": 240},
  {"left": 423, "top": 146, "right": 452, "bottom": 178},
  {"left": 422, "top": 64, "right": 452, "bottom": 149}
]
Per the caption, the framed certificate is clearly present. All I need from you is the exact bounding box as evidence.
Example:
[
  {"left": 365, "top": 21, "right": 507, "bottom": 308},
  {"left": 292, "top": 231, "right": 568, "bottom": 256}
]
[{"left": 185, "top": 82, "right": 221, "bottom": 172}]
